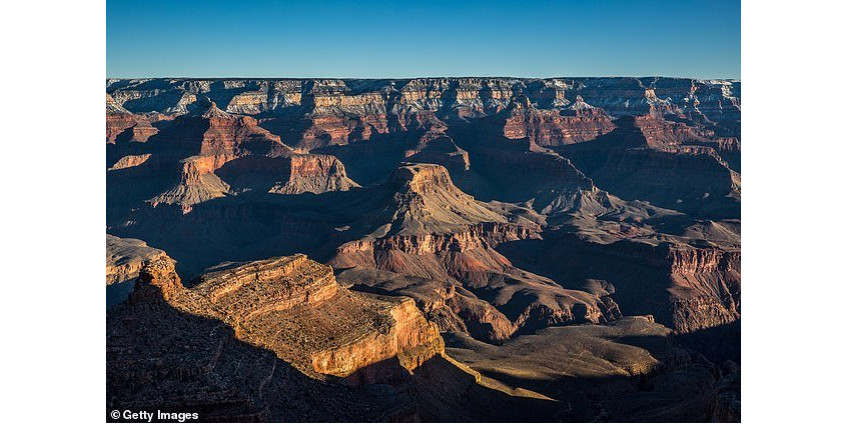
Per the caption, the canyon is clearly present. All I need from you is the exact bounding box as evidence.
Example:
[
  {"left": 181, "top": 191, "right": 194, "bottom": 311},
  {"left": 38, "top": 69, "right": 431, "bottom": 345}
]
[{"left": 106, "top": 77, "right": 741, "bottom": 422}]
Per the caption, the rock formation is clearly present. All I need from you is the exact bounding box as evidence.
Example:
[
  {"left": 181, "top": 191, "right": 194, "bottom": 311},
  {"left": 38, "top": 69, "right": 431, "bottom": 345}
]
[
  {"left": 329, "top": 163, "right": 622, "bottom": 340},
  {"left": 106, "top": 77, "right": 742, "bottom": 422},
  {"left": 106, "top": 94, "right": 159, "bottom": 143},
  {"left": 141, "top": 255, "right": 444, "bottom": 380},
  {"left": 107, "top": 97, "right": 360, "bottom": 214},
  {"left": 106, "top": 234, "right": 169, "bottom": 307},
  {"left": 106, "top": 235, "right": 168, "bottom": 285},
  {"left": 268, "top": 154, "right": 360, "bottom": 194},
  {"left": 108, "top": 254, "right": 557, "bottom": 421},
  {"left": 498, "top": 216, "right": 740, "bottom": 335},
  {"left": 336, "top": 267, "right": 518, "bottom": 344}
]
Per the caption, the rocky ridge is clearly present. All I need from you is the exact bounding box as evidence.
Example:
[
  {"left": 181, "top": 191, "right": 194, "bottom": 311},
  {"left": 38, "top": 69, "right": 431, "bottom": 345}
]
[
  {"left": 108, "top": 254, "right": 556, "bottom": 421},
  {"left": 106, "top": 234, "right": 169, "bottom": 307},
  {"left": 106, "top": 76, "right": 742, "bottom": 422},
  {"left": 329, "top": 163, "right": 623, "bottom": 341}
]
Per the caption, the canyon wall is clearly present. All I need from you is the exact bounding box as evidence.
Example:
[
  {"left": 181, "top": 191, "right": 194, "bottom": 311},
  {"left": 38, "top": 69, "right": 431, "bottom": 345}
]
[{"left": 106, "top": 77, "right": 741, "bottom": 421}]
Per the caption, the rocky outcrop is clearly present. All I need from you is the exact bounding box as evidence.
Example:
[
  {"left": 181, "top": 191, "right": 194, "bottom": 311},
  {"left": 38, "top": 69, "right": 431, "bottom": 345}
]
[
  {"left": 269, "top": 154, "right": 360, "bottom": 194},
  {"left": 106, "top": 97, "right": 158, "bottom": 144},
  {"left": 106, "top": 77, "right": 742, "bottom": 422},
  {"left": 329, "top": 163, "right": 529, "bottom": 274},
  {"left": 107, "top": 153, "right": 151, "bottom": 171},
  {"left": 191, "top": 100, "right": 291, "bottom": 167},
  {"left": 329, "top": 163, "right": 621, "bottom": 338},
  {"left": 106, "top": 114, "right": 158, "bottom": 144},
  {"left": 108, "top": 77, "right": 739, "bottom": 139},
  {"left": 107, "top": 95, "right": 362, "bottom": 215},
  {"left": 148, "top": 155, "right": 230, "bottom": 212},
  {"left": 508, "top": 231, "right": 740, "bottom": 335},
  {"left": 108, "top": 255, "right": 428, "bottom": 421},
  {"left": 404, "top": 133, "right": 472, "bottom": 172},
  {"left": 108, "top": 253, "right": 560, "bottom": 421},
  {"left": 559, "top": 115, "right": 740, "bottom": 218},
  {"left": 208, "top": 152, "right": 360, "bottom": 196},
  {"left": 137, "top": 255, "right": 444, "bottom": 381},
  {"left": 106, "top": 235, "right": 168, "bottom": 284},
  {"left": 501, "top": 94, "right": 616, "bottom": 146},
  {"left": 106, "top": 235, "right": 169, "bottom": 307},
  {"left": 337, "top": 266, "right": 517, "bottom": 343},
  {"left": 107, "top": 79, "right": 740, "bottom": 218},
  {"left": 667, "top": 246, "right": 741, "bottom": 333}
]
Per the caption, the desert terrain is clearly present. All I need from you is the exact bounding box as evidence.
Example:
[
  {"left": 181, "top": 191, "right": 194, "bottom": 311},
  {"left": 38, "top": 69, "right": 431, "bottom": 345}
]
[{"left": 106, "top": 77, "right": 740, "bottom": 422}]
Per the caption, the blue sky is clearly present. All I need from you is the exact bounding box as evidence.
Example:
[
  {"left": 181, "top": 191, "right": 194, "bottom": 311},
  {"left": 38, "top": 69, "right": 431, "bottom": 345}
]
[{"left": 107, "top": 0, "right": 740, "bottom": 79}]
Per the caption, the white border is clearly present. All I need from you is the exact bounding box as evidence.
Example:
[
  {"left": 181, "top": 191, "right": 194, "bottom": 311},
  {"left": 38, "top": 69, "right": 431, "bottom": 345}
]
[{"left": 3, "top": 0, "right": 848, "bottom": 422}]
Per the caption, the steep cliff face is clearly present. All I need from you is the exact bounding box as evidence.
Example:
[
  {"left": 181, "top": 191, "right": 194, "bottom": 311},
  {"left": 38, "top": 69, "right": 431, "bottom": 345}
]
[
  {"left": 118, "top": 99, "right": 287, "bottom": 158},
  {"left": 501, "top": 94, "right": 616, "bottom": 146},
  {"left": 298, "top": 82, "right": 393, "bottom": 149},
  {"left": 559, "top": 115, "right": 740, "bottom": 219},
  {"left": 106, "top": 234, "right": 169, "bottom": 307},
  {"left": 505, "top": 231, "right": 740, "bottom": 335},
  {"left": 108, "top": 253, "right": 560, "bottom": 421},
  {"left": 192, "top": 101, "right": 291, "bottom": 167},
  {"left": 107, "top": 78, "right": 740, "bottom": 216},
  {"left": 667, "top": 246, "right": 741, "bottom": 333},
  {"left": 106, "top": 76, "right": 742, "bottom": 421},
  {"left": 106, "top": 94, "right": 159, "bottom": 143},
  {"left": 106, "top": 113, "right": 158, "bottom": 144},
  {"left": 106, "top": 235, "right": 168, "bottom": 285},
  {"left": 108, "top": 98, "right": 361, "bottom": 214},
  {"left": 634, "top": 113, "right": 711, "bottom": 147},
  {"left": 148, "top": 155, "right": 230, "bottom": 212},
  {"left": 310, "top": 298, "right": 443, "bottom": 383},
  {"left": 134, "top": 255, "right": 444, "bottom": 381},
  {"left": 329, "top": 163, "right": 531, "bottom": 275},
  {"left": 108, "top": 253, "right": 562, "bottom": 421},
  {"left": 650, "top": 77, "right": 741, "bottom": 137},
  {"left": 108, "top": 77, "right": 739, "bottom": 138},
  {"left": 434, "top": 99, "right": 615, "bottom": 213},
  {"left": 269, "top": 154, "right": 360, "bottom": 194},
  {"left": 107, "top": 80, "right": 741, "bottom": 336},
  {"left": 108, "top": 256, "right": 423, "bottom": 421},
  {"left": 329, "top": 164, "right": 621, "bottom": 339}
]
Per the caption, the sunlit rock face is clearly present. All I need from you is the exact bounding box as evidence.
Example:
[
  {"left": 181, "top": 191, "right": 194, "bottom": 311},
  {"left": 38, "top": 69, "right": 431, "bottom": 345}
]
[{"left": 106, "top": 77, "right": 741, "bottom": 422}]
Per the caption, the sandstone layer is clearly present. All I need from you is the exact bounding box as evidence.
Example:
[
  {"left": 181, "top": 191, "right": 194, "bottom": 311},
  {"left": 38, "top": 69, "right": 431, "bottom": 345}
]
[
  {"left": 106, "top": 77, "right": 742, "bottom": 422},
  {"left": 106, "top": 234, "right": 169, "bottom": 307},
  {"left": 108, "top": 254, "right": 557, "bottom": 421},
  {"left": 106, "top": 234, "right": 168, "bottom": 285},
  {"left": 141, "top": 255, "right": 444, "bottom": 380},
  {"left": 329, "top": 163, "right": 623, "bottom": 341}
]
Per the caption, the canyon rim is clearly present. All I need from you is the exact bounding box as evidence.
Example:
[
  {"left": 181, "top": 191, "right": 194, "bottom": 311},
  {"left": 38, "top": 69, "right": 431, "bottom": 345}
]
[{"left": 106, "top": 76, "right": 741, "bottom": 422}]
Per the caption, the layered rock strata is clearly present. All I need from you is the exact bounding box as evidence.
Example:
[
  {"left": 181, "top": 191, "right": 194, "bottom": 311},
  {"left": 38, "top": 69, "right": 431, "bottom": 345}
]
[
  {"left": 330, "top": 164, "right": 622, "bottom": 339},
  {"left": 106, "top": 76, "right": 743, "bottom": 421},
  {"left": 142, "top": 255, "right": 445, "bottom": 381},
  {"left": 106, "top": 235, "right": 168, "bottom": 285},
  {"left": 108, "top": 254, "right": 556, "bottom": 421},
  {"left": 106, "top": 234, "right": 169, "bottom": 307}
]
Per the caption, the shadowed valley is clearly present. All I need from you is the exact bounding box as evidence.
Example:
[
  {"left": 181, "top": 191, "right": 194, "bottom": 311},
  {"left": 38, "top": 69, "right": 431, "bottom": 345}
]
[{"left": 106, "top": 77, "right": 741, "bottom": 422}]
